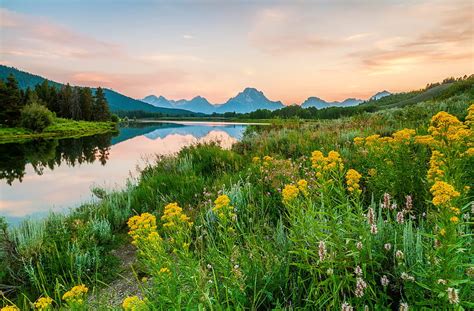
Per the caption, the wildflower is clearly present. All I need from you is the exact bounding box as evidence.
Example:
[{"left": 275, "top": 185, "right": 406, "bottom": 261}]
[
  {"left": 354, "top": 277, "right": 367, "bottom": 297},
  {"left": 384, "top": 243, "right": 392, "bottom": 251},
  {"left": 427, "top": 150, "right": 445, "bottom": 182},
  {"left": 353, "top": 136, "right": 364, "bottom": 146},
  {"left": 122, "top": 296, "right": 147, "bottom": 311},
  {"left": 430, "top": 181, "right": 460, "bottom": 206},
  {"left": 297, "top": 179, "right": 308, "bottom": 195},
  {"left": 383, "top": 193, "right": 391, "bottom": 209},
  {"left": 346, "top": 169, "right": 362, "bottom": 194},
  {"left": 450, "top": 216, "right": 459, "bottom": 223},
  {"left": 207, "top": 264, "right": 213, "bottom": 269},
  {"left": 390, "top": 203, "right": 397, "bottom": 210},
  {"left": 1, "top": 307, "right": 20, "bottom": 311},
  {"left": 128, "top": 213, "right": 158, "bottom": 245},
  {"left": 354, "top": 265, "right": 362, "bottom": 276},
  {"left": 318, "top": 241, "right": 326, "bottom": 261},
  {"left": 326, "top": 150, "right": 344, "bottom": 170},
  {"left": 367, "top": 207, "right": 375, "bottom": 225},
  {"left": 263, "top": 155, "right": 273, "bottom": 162},
  {"left": 401, "top": 272, "right": 415, "bottom": 282},
  {"left": 405, "top": 195, "right": 413, "bottom": 211},
  {"left": 429, "top": 111, "right": 471, "bottom": 142},
  {"left": 447, "top": 288, "right": 459, "bottom": 304},
  {"left": 252, "top": 156, "right": 260, "bottom": 164},
  {"left": 34, "top": 297, "right": 53, "bottom": 310},
  {"left": 466, "top": 103, "right": 474, "bottom": 127},
  {"left": 395, "top": 250, "right": 404, "bottom": 260},
  {"left": 213, "top": 194, "right": 236, "bottom": 220},
  {"left": 159, "top": 267, "right": 170, "bottom": 274},
  {"left": 311, "top": 150, "right": 343, "bottom": 172},
  {"left": 466, "top": 267, "right": 474, "bottom": 277},
  {"left": 62, "top": 284, "right": 88, "bottom": 304},
  {"left": 370, "top": 224, "right": 378, "bottom": 235},
  {"left": 368, "top": 168, "right": 377, "bottom": 177},
  {"left": 282, "top": 184, "right": 300, "bottom": 204},
  {"left": 415, "top": 134, "right": 435, "bottom": 145},
  {"left": 450, "top": 207, "right": 461, "bottom": 214},
  {"left": 439, "top": 228, "right": 446, "bottom": 236},
  {"left": 399, "top": 302, "right": 409, "bottom": 311},
  {"left": 365, "top": 134, "right": 380, "bottom": 146},
  {"left": 396, "top": 211, "right": 404, "bottom": 224},
  {"left": 393, "top": 128, "right": 416, "bottom": 143},
  {"left": 356, "top": 241, "right": 363, "bottom": 250},
  {"left": 161, "top": 202, "right": 192, "bottom": 228},
  {"left": 326, "top": 268, "right": 334, "bottom": 275},
  {"left": 437, "top": 279, "right": 447, "bottom": 285},
  {"left": 341, "top": 302, "right": 353, "bottom": 311},
  {"left": 381, "top": 275, "right": 389, "bottom": 286}
]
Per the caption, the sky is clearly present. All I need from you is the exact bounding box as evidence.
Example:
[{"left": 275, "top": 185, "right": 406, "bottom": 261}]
[{"left": 0, "top": 0, "right": 473, "bottom": 105}]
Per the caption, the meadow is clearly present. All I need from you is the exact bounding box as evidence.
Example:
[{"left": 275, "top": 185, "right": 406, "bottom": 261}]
[{"left": 1, "top": 94, "right": 473, "bottom": 310}]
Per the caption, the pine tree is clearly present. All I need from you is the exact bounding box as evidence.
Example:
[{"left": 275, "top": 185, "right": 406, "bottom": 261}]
[
  {"left": 79, "top": 87, "right": 93, "bottom": 121},
  {"left": 0, "top": 74, "right": 23, "bottom": 125},
  {"left": 93, "top": 87, "right": 111, "bottom": 121},
  {"left": 59, "top": 84, "right": 73, "bottom": 119}
]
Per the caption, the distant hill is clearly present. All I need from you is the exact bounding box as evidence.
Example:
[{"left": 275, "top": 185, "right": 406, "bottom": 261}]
[
  {"left": 0, "top": 65, "right": 198, "bottom": 116},
  {"left": 370, "top": 90, "right": 391, "bottom": 100}
]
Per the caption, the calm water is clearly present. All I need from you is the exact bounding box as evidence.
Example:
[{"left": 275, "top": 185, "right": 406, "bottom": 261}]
[{"left": 0, "top": 121, "right": 249, "bottom": 224}]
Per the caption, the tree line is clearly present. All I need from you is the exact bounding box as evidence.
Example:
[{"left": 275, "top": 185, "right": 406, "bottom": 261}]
[{"left": 0, "top": 74, "right": 112, "bottom": 127}]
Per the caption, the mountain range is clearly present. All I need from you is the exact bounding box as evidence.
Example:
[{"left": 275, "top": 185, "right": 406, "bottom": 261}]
[
  {"left": 1, "top": 64, "right": 392, "bottom": 115},
  {"left": 143, "top": 88, "right": 392, "bottom": 113}
]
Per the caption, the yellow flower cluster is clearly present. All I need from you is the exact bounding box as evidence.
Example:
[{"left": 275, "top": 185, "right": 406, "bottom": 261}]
[
  {"left": 0, "top": 306, "right": 20, "bottom": 311},
  {"left": 122, "top": 296, "right": 147, "bottom": 311},
  {"left": 159, "top": 267, "right": 171, "bottom": 274},
  {"left": 346, "top": 169, "right": 362, "bottom": 193},
  {"left": 282, "top": 184, "right": 299, "bottom": 204},
  {"left": 297, "top": 179, "right": 308, "bottom": 195},
  {"left": 311, "top": 150, "right": 344, "bottom": 173},
  {"left": 392, "top": 128, "right": 416, "bottom": 144},
  {"left": 368, "top": 168, "right": 377, "bottom": 177},
  {"left": 466, "top": 103, "right": 474, "bottom": 127},
  {"left": 427, "top": 150, "right": 445, "bottom": 182},
  {"left": 262, "top": 155, "right": 274, "bottom": 166},
  {"left": 161, "top": 202, "right": 193, "bottom": 229},
  {"left": 62, "top": 284, "right": 88, "bottom": 304},
  {"left": 213, "top": 194, "right": 235, "bottom": 220},
  {"left": 428, "top": 111, "right": 471, "bottom": 142},
  {"left": 430, "top": 181, "right": 460, "bottom": 207},
  {"left": 252, "top": 156, "right": 260, "bottom": 163},
  {"left": 34, "top": 297, "right": 53, "bottom": 310},
  {"left": 127, "top": 213, "right": 159, "bottom": 245}
]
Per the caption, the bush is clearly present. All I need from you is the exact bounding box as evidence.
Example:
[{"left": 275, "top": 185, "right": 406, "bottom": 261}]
[
  {"left": 20, "top": 102, "right": 54, "bottom": 132},
  {"left": 110, "top": 114, "right": 119, "bottom": 123}
]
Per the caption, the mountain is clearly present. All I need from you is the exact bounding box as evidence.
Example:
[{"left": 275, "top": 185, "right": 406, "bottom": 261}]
[
  {"left": 142, "top": 95, "right": 216, "bottom": 114},
  {"left": 301, "top": 96, "right": 363, "bottom": 109},
  {"left": 216, "top": 87, "right": 284, "bottom": 113},
  {"left": 0, "top": 65, "right": 198, "bottom": 116},
  {"left": 370, "top": 90, "right": 391, "bottom": 100}
]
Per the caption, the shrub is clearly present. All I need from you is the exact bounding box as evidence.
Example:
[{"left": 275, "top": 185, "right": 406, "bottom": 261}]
[{"left": 20, "top": 102, "right": 54, "bottom": 132}]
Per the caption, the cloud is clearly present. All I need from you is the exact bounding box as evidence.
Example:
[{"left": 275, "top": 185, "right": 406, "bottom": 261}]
[
  {"left": 351, "top": 4, "right": 474, "bottom": 73},
  {"left": 182, "top": 34, "right": 194, "bottom": 40},
  {"left": 0, "top": 8, "right": 123, "bottom": 60}
]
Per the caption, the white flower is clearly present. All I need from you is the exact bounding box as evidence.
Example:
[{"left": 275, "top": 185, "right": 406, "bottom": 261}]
[
  {"left": 384, "top": 243, "right": 392, "bottom": 251},
  {"left": 354, "top": 277, "right": 367, "bottom": 297},
  {"left": 381, "top": 275, "right": 389, "bottom": 286},
  {"left": 356, "top": 241, "right": 363, "bottom": 250},
  {"left": 447, "top": 287, "right": 459, "bottom": 304},
  {"left": 354, "top": 265, "right": 362, "bottom": 276},
  {"left": 396, "top": 250, "right": 404, "bottom": 260},
  {"left": 370, "top": 224, "right": 378, "bottom": 235},
  {"left": 401, "top": 272, "right": 414, "bottom": 282},
  {"left": 326, "top": 268, "right": 334, "bottom": 275},
  {"left": 341, "top": 302, "right": 353, "bottom": 311},
  {"left": 437, "top": 279, "right": 447, "bottom": 285},
  {"left": 396, "top": 211, "right": 404, "bottom": 224},
  {"left": 399, "top": 302, "right": 409, "bottom": 311},
  {"left": 319, "top": 241, "right": 327, "bottom": 261}
]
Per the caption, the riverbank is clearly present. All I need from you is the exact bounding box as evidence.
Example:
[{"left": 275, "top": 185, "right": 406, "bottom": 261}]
[
  {"left": 0, "top": 118, "right": 118, "bottom": 144},
  {"left": 1, "top": 97, "right": 472, "bottom": 309}
]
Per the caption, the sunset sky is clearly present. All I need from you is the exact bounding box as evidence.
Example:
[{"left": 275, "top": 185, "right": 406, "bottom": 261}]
[{"left": 1, "top": 0, "right": 473, "bottom": 105}]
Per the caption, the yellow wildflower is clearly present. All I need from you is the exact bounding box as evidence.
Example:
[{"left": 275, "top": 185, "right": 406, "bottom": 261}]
[
  {"left": 465, "top": 103, "right": 474, "bottom": 127},
  {"left": 353, "top": 137, "right": 364, "bottom": 146},
  {"left": 311, "top": 150, "right": 343, "bottom": 171},
  {"left": 427, "top": 150, "right": 445, "bottom": 182},
  {"left": 346, "top": 169, "right": 362, "bottom": 194},
  {"left": 161, "top": 202, "right": 192, "bottom": 228},
  {"left": 34, "top": 297, "right": 53, "bottom": 310},
  {"left": 252, "top": 156, "right": 260, "bottom": 164},
  {"left": 415, "top": 135, "right": 436, "bottom": 146},
  {"left": 365, "top": 134, "right": 381, "bottom": 146},
  {"left": 212, "top": 194, "right": 235, "bottom": 220},
  {"left": 430, "top": 181, "right": 460, "bottom": 206},
  {"left": 62, "top": 284, "right": 88, "bottom": 303},
  {"left": 450, "top": 207, "right": 461, "bottom": 215},
  {"left": 282, "top": 184, "right": 299, "bottom": 204},
  {"left": 1, "top": 306, "right": 20, "bottom": 311},
  {"left": 127, "top": 213, "right": 158, "bottom": 245},
  {"left": 439, "top": 228, "right": 446, "bottom": 236},
  {"left": 429, "top": 111, "right": 471, "bottom": 142},
  {"left": 159, "top": 267, "right": 171, "bottom": 274},
  {"left": 450, "top": 216, "right": 459, "bottom": 224},
  {"left": 368, "top": 168, "right": 377, "bottom": 177},
  {"left": 297, "top": 179, "right": 308, "bottom": 195},
  {"left": 122, "top": 296, "right": 147, "bottom": 311},
  {"left": 392, "top": 128, "right": 416, "bottom": 143}
]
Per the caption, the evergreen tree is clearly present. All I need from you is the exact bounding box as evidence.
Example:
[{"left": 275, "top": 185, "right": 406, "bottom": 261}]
[
  {"left": 70, "top": 87, "right": 81, "bottom": 120},
  {"left": 0, "top": 74, "right": 23, "bottom": 125},
  {"left": 93, "top": 87, "right": 111, "bottom": 121},
  {"left": 79, "top": 87, "right": 93, "bottom": 121},
  {"left": 59, "top": 84, "right": 73, "bottom": 119}
]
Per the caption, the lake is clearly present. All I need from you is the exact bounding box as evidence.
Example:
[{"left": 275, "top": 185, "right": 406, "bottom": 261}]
[{"left": 0, "top": 121, "right": 250, "bottom": 224}]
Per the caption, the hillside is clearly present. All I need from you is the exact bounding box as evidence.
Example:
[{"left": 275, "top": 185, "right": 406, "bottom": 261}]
[{"left": 0, "top": 65, "right": 198, "bottom": 116}]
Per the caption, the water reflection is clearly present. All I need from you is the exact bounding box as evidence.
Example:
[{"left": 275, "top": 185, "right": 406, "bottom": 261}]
[{"left": 0, "top": 122, "right": 248, "bottom": 222}]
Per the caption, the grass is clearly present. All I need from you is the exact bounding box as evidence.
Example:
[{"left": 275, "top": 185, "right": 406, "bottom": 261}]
[
  {"left": 0, "top": 95, "right": 473, "bottom": 309},
  {"left": 0, "top": 118, "right": 118, "bottom": 144}
]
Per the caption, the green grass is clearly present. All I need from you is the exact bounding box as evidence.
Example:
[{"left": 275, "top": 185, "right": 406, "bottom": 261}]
[{"left": 0, "top": 118, "right": 118, "bottom": 144}]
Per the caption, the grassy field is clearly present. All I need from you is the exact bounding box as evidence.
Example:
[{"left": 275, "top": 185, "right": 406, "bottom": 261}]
[
  {"left": 0, "top": 118, "right": 118, "bottom": 144},
  {"left": 0, "top": 94, "right": 473, "bottom": 310}
]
